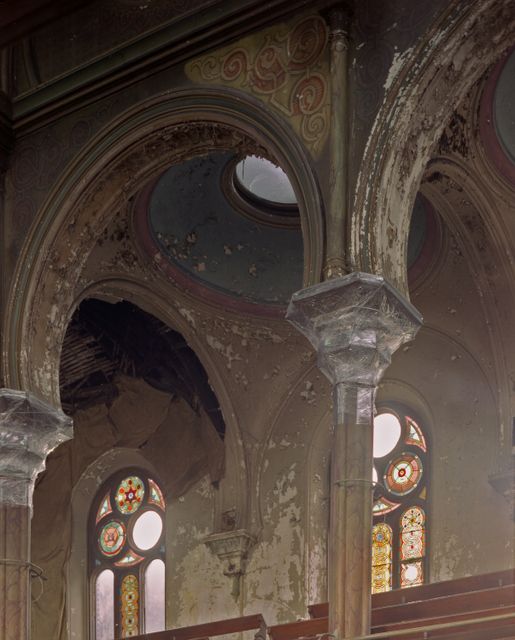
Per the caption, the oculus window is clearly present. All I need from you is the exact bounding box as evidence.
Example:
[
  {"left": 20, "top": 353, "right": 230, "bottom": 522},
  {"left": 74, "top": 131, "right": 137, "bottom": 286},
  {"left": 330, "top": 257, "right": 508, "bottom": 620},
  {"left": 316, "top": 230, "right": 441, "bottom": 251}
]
[
  {"left": 372, "top": 407, "right": 429, "bottom": 593},
  {"left": 90, "top": 470, "right": 166, "bottom": 638}
]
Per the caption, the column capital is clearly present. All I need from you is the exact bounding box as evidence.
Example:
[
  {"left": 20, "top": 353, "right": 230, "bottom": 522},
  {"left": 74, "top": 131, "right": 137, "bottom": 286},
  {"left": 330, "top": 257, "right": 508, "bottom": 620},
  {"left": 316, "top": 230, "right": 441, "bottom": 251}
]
[
  {"left": 0, "top": 389, "right": 73, "bottom": 507},
  {"left": 286, "top": 272, "right": 422, "bottom": 386}
]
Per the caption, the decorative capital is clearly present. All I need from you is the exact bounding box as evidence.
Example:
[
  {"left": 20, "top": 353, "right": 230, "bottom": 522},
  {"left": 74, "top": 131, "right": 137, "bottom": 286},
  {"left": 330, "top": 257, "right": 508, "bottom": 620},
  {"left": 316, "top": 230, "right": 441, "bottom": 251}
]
[
  {"left": 204, "top": 529, "right": 255, "bottom": 577},
  {"left": 0, "top": 389, "right": 73, "bottom": 508},
  {"left": 286, "top": 272, "right": 422, "bottom": 386}
]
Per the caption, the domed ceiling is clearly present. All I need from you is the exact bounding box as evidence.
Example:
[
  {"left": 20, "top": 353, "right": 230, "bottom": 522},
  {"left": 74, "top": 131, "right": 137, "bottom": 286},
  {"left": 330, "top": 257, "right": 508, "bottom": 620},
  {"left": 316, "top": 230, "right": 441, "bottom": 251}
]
[{"left": 138, "top": 151, "right": 304, "bottom": 309}]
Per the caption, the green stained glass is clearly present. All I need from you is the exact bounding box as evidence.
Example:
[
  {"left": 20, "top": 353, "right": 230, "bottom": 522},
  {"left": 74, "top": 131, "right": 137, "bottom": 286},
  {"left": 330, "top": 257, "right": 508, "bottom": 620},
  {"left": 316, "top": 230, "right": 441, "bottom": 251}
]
[
  {"left": 116, "top": 476, "right": 145, "bottom": 514},
  {"left": 99, "top": 521, "right": 125, "bottom": 557},
  {"left": 96, "top": 492, "right": 112, "bottom": 524},
  {"left": 405, "top": 417, "right": 427, "bottom": 452},
  {"left": 148, "top": 479, "right": 165, "bottom": 509},
  {"left": 373, "top": 496, "right": 401, "bottom": 516},
  {"left": 114, "top": 550, "right": 144, "bottom": 567},
  {"left": 121, "top": 574, "right": 139, "bottom": 636}
]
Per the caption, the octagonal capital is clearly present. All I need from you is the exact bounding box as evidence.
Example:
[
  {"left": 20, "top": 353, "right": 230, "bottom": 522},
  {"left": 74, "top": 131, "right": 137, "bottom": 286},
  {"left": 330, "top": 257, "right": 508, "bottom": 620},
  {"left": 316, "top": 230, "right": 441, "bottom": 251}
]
[
  {"left": 0, "top": 389, "right": 73, "bottom": 508},
  {"left": 286, "top": 272, "right": 422, "bottom": 386}
]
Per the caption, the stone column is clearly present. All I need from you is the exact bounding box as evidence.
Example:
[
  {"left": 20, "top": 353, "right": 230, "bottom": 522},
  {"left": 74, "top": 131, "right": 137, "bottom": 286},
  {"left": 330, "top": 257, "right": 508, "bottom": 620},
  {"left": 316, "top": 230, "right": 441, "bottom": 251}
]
[
  {"left": 286, "top": 273, "right": 422, "bottom": 639},
  {"left": 0, "top": 389, "right": 72, "bottom": 640}
]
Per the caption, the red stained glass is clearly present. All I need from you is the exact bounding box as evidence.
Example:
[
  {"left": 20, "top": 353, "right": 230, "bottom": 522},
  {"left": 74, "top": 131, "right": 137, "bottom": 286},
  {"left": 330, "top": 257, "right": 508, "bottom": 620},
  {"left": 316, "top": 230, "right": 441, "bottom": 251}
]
[
  {"left": 400, "top": 507, "right": 425, "bottom": 560},
  {"left": 401, "top": 560, "right": 424, "bottom": 588},
  {"left": 148, "top": 479, "right": 166, "bottom": 510},
  {"left": 405, "top": 417, "right": 427, "bottom": 452},
  {"left": 114, "top": 550, "right": 144, "bottom": 567},
  {"left": 373, "top": 496, "right": 401, "bottom": 516},
  {"left": 116, "top": 476, "right": 145, "bottom": 515},
  {"left": 96, "top": 492, "right": 112, "bottom": 524},
  {"left": 99, "top": 521, "right": 125, "bottom": 557},
  {"left": 384, "top": 453, "right": 423, "bottom": 496}
]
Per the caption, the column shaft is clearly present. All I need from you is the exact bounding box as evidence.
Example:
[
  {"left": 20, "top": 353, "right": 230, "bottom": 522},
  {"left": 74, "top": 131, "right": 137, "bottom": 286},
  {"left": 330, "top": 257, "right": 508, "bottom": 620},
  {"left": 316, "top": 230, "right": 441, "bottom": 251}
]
[
  {"left": 286, "top": 272, "right": 422, "bottom": 640},
  {"left": 324, "top": 6, "right": 349, "bottom": 280},
  {"left": 0, "top": 501, "right": 30, "bottom": 640},
  {"left": 329, "top": 384, "right": 374, "bottom": 638}
]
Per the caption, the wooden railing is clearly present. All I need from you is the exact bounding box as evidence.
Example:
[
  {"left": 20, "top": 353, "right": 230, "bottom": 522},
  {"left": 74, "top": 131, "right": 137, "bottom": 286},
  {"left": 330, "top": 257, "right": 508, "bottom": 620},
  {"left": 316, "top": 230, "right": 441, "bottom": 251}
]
[
  {"left": 132, "top": 613, "right": 266, "bottom": 640},
  {"left": 133, "top": 570, "right": 515, "bottom": 640},
  {"left": 270, "top": 569, "right": 515, "bottom": 640}
]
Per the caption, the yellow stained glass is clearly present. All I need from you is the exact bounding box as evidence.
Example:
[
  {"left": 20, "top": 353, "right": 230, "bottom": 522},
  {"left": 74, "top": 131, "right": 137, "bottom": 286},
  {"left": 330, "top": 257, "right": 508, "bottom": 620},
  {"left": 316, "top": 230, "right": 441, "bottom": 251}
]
[
  {"left": 121, "top": 574, "right": 139, "bottom": 636},
  {"left": 372, "top": 523, "right": 392, "bottom": 593}
]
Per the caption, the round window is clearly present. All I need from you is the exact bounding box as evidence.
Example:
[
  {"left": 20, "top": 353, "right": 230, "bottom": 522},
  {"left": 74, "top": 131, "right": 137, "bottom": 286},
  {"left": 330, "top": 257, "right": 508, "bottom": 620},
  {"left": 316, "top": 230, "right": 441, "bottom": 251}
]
[
  {"left": 132, "top": 511, "right": 163, "bottom": 551},
  {"left": 234, "top": 156, "right": 297, "bottom": 206}
]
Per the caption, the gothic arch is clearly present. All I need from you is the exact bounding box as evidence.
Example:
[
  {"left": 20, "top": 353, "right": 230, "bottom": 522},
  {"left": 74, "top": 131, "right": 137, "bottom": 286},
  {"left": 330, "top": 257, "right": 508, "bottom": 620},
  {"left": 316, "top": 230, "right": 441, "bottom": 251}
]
[
  {"left": 4, "top": 87, "right": 324, "bottom": 404},
  {"left": 351, "top": 0, "right": 515, "bottom": 297}
]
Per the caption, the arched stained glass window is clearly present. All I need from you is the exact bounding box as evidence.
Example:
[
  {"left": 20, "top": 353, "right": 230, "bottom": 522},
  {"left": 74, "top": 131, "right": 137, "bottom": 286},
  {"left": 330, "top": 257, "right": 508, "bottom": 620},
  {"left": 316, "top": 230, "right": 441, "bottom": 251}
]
[
  {"left": 372, "top": 406, "right": 429, "bottom": 592},
  {"left": 90, "top": 470, "right": 166, "bottom": 638},
  {"left": 400, "top": 506, "right": 426, "bottom": 588}
]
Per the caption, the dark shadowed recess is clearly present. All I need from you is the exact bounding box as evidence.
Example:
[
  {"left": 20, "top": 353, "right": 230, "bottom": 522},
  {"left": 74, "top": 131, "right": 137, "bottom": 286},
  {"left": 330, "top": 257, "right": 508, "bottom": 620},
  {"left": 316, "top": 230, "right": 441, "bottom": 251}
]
[{"left": 59, "top": 299, "right": 225, "bottom": 439}]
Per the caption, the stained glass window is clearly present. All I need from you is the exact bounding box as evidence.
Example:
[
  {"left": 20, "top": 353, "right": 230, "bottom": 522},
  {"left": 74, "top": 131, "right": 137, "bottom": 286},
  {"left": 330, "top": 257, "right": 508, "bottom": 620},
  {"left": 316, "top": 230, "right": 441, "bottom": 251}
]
[
  {"left": 400, "top": 507, "right": 425, "bottom": 588},
  {"left": 90, "top": 470, "right": 166, "bottom": 638},
  {"left": 372, "top": 523, "right": 392, "bottom": 593},
  {"left": 372, "top": 406, "right": 429, "bottom": 592},
  {"left": 121, "top": 575, "right": 139, "bottom": 637},
  {"left": 96, "top": 493, "right": 113, "bottom": 524}
]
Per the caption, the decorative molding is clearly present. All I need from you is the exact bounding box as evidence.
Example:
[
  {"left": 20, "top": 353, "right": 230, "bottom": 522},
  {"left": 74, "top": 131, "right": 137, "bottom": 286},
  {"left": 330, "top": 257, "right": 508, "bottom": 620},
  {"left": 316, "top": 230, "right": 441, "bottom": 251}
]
[
  {"left": 12, "top": 0, "right": 331, "bottom": 133},
  {"left": 186, "top": 15, "right": 330, "bottom": 157}
]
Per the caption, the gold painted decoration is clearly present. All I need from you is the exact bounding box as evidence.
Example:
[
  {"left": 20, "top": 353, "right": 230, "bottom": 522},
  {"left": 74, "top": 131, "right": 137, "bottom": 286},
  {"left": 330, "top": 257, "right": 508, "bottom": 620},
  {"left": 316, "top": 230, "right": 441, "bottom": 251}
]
[
  {"left": 186, "top": 16, "right": 330, "bottom": 156},
  {"left": 121, "top": 574, "right": 139, "bottom": 636},
  {"left": 371, "top": 523, "right": 393, "bottom": 593}
]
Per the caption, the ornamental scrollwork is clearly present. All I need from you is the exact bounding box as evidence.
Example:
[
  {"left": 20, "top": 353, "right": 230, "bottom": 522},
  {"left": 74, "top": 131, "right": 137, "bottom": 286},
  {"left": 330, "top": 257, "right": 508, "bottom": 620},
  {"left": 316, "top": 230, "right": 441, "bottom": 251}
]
[{"left": 186, "top": 15, "right": 330, "bottom": 157}]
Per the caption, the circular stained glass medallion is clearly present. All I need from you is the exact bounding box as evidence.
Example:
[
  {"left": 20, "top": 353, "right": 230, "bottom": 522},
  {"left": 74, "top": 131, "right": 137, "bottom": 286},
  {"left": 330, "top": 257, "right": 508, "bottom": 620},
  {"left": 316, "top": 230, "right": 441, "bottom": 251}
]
[
  {"left": 401, "top": 506, "right": 425, "bottom": 531},
  {"left": 99, "top": 521, "right": 126, "bottom": 556},
  {"left": 384, "top": 453, "right": 423, "bottom": 496},
  {"left": 116, "top": 476, "right": 145, "bottom": 514}
]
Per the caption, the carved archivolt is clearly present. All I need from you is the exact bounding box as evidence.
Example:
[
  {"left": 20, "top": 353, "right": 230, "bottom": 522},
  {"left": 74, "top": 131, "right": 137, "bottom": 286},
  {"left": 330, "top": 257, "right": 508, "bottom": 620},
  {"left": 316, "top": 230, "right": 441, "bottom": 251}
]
[{"left": 351, "top": 0, "right": 515, "bottom": 297}]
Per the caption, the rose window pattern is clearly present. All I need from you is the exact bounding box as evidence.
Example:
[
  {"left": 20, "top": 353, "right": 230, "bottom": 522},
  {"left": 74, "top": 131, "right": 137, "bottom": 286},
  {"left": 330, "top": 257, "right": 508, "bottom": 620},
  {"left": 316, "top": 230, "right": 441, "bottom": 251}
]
[
  {"left": 90, "top": 471, "right": 166, "bottom": 639},
  {"left": 372, "top": 408, "right": 428, "bottom": 593}
]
